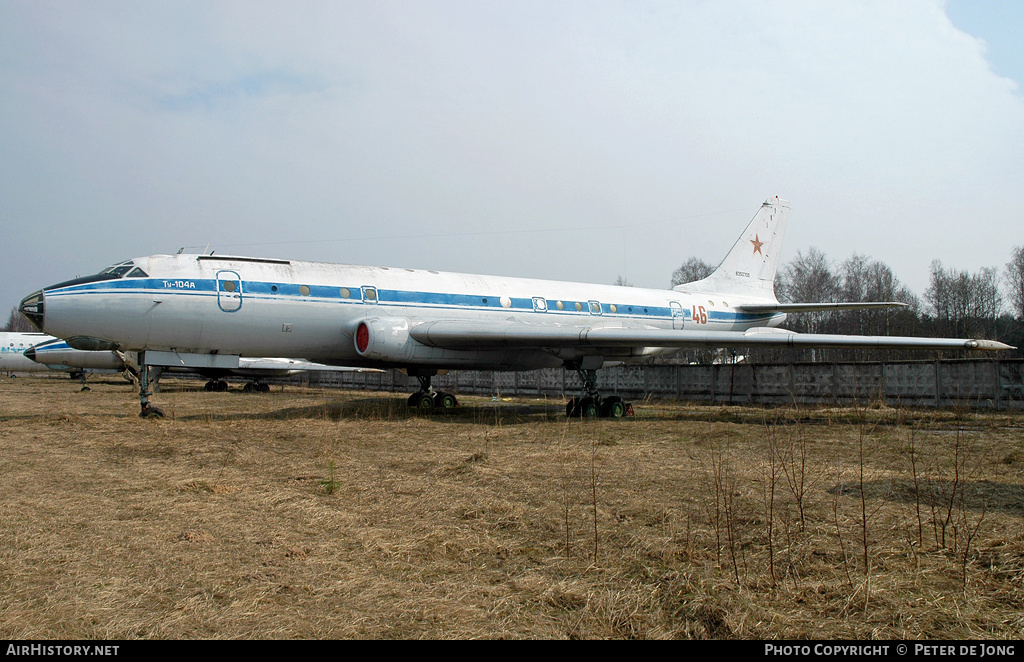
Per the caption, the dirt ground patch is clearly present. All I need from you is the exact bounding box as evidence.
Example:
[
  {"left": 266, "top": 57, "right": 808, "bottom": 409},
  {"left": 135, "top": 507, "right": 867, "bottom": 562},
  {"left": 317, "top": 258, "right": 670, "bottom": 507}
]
[{"left": 1, "top": 375, "right": 1022, "bottom": 639}]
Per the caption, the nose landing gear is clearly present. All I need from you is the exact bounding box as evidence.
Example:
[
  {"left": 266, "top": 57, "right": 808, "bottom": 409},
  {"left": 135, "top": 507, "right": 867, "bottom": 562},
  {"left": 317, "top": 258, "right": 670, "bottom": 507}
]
[{"left": 137, "top": 362, "right": 165, "bottom": 418}]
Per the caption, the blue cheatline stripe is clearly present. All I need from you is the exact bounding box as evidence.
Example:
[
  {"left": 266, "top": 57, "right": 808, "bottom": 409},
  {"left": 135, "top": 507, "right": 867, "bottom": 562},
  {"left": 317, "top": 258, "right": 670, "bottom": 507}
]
[
  {"left": 46, "top": 278, "right": 776, "bottom": 324},
  {"left": 33, "top": 340, "right": 72, "bottom": 351}
]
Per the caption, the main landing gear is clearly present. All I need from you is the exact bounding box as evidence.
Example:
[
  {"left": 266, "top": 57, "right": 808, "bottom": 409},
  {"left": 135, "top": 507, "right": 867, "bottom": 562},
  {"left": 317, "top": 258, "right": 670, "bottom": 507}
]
[
  {"left": 202, "top": 379, "right": 270, "bottom": 393},
  {"left": 565, "top": 366, "right": 633, "bottom": 419},
  {"left": 406, "top": 372, "right": 458, "bottom": 411}
]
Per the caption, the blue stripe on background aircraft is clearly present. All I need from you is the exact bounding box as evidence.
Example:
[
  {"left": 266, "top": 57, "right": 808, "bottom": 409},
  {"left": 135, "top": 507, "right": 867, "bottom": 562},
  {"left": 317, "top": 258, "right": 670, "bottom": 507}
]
[{"left": 18, "top": 197, "right": 1014, "bottom": 417}]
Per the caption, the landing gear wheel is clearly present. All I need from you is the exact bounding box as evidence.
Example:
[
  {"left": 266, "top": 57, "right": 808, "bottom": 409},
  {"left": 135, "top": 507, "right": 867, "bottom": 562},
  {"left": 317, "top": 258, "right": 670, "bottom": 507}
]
[
  {"left": 435, "top": 392, "right": 458, "bottom": 409},
  {"left": 80, "top": 386, "right": 92, "bottom": 392},
  {"left": 417, "top": 393, "right": 435, "bottom": 410},
  {"left": 140, "top": 404, "right": 165, "bottom": 419},
  {"left": 600, "top": 396, "right": 626, "bottom": 419},
  {"left": 566, "top": 396, "right": 599, "bottom": 418},
  {"left": 408, "top": 392, "right": 424, "bottom": 407}
]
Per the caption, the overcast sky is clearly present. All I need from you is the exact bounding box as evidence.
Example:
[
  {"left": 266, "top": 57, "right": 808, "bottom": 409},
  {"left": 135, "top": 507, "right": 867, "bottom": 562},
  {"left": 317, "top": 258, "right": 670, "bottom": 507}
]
[{"left": 2, "top": 0, "right": 1022, "bottom": 321}]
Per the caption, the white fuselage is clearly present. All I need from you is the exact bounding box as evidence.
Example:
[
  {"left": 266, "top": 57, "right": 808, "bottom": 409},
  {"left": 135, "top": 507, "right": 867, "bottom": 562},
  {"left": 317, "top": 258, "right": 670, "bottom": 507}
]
[
  {"left": 34, "top": 254, "right": 785, "bottom": 371},
  {"left": 0, "top": 332, "right": 55, "bottom": 373}
]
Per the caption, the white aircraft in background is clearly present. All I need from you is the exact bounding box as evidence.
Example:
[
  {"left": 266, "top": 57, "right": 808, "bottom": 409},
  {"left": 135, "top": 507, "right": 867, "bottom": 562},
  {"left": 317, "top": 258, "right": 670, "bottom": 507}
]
[
  {"left": 0, "top": 332, "right": 79, "bottom": 376},
  {"left": 21, "top": 336, "right": 380, "bottom": 392},
  {"left": 2, "top": 332, "right": 125, "bottom": 389},
  {"left": 19, "top": 197, "right": 1013, "bottom": 417}
]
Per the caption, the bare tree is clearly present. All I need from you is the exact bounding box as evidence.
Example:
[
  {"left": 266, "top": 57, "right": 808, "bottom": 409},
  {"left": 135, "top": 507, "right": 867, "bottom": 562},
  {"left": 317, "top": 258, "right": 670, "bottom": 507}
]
[
  {"left": 924, "top": 260, "right": 1002, "bottom": 339},
  {"left": 670, "top": 257, "right": 715, "bottom": 288},
  {"left": 4, "top": 307, "right": 35, "bottom": 333},
  {"left": 779, "top": 248, "right": 839, "bottom": 334},
  {"left": 772, "top": 248, "right": 841, "bottom": 361},
  {"left": 1006, "top": 246, "right": 1024, "bottom": 319},
  {"left": 1003, "top": 246, "right": 1024, "bottom": 357},
  {"left": 839, "top": 254, "right": 921, "bottom": 338}
]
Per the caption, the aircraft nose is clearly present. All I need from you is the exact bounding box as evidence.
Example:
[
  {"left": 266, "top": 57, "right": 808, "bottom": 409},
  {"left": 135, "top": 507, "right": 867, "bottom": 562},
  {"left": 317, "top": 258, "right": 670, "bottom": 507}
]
[{"left": 19, "top": 290, "right": 45, "bottom": 332}]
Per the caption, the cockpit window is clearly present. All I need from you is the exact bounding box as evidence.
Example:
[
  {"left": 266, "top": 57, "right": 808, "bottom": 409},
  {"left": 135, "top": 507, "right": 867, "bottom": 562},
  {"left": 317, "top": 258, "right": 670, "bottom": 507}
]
[
  {"left": 126, "top": 267, "right": 148, "bottom": 278},
  {"left": 101, "top": 261, "right": 135, "bottom": 278}
]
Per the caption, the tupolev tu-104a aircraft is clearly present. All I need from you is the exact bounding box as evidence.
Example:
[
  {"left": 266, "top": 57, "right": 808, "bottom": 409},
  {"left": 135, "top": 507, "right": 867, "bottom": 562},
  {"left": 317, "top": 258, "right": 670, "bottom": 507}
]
[{"left": 19, "top": 197, "right": 1014, "bottom": 417}]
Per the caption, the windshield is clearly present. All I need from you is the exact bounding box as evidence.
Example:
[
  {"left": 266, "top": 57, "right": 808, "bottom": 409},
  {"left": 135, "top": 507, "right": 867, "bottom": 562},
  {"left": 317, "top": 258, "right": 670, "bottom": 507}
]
[
  {"left": 100, "top": 261, "right": 148, "bottom": 278},
  {"left": 101, "top": 261, "right": 135, "bottom": 277}
]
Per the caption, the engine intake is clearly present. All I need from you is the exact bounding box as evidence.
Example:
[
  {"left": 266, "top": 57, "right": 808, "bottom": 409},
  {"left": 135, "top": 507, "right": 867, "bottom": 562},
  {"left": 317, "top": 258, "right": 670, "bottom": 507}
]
[{"left": 353, "top": 318, "right": 425, "bottom": 362}]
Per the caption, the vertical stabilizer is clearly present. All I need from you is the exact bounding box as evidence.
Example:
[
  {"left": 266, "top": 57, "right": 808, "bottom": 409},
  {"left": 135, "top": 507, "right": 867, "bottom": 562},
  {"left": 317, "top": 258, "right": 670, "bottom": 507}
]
[{"left": 674, "top": 196, "right": 789, "bottom": 299}]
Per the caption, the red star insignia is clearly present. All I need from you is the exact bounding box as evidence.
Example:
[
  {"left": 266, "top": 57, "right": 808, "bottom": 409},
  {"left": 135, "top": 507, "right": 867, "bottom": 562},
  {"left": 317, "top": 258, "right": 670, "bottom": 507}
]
[{"left": 750, "top": 234, "right": 764, "bottom": 255}]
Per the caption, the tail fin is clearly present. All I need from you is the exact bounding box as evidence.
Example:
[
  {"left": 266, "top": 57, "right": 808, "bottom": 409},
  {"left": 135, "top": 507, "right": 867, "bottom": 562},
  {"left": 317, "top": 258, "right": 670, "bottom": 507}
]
[{"left": 673, "top": 196, "right": 789, "bottom": 299}]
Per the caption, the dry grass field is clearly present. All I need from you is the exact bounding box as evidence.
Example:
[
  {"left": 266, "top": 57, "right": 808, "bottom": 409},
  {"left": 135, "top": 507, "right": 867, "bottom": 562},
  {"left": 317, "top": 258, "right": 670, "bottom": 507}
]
[{"left": 1, "top": 374, "right": 1022, "bottom": 640}]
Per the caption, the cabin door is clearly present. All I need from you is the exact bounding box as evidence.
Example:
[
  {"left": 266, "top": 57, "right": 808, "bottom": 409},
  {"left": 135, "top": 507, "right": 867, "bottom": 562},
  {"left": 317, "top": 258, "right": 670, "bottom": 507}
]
[
  {"left": 216, "top": 270, "right": 243, "bottom": 312},
  {"left": 670, "top": 301, "right": 684, "bottom": 330}
]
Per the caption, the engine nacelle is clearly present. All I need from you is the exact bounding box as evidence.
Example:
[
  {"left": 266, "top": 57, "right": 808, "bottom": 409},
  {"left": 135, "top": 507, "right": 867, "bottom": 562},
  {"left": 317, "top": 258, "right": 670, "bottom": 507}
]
[
  {"left": 352, "top": 316, "right": 562, "bottom": 370},
  {"left": 354, "top": 317, "right": 426, "bottom": 363}
]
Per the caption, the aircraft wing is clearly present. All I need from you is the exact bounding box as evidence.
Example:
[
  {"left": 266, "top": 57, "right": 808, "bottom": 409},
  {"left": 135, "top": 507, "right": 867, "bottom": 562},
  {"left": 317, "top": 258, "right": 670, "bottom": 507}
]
[
  {"left": 739, "top": 302, "right": 908, "bottom": 313},
  {"left": 410, "top": 320, "right": 1014, "bottom": 352}
]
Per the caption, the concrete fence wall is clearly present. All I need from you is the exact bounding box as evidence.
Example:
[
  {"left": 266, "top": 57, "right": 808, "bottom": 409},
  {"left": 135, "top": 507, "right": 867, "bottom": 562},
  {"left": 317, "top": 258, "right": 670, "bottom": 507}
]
[{"left": 305, "top": 359, "right": 1024, "bottom": 410}]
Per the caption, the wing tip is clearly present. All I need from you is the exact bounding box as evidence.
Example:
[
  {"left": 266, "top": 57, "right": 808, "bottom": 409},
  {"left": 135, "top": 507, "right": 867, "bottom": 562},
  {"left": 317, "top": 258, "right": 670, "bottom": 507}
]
[{"left": 968, "top": 340, "right": 1016, "bottom": 351}]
